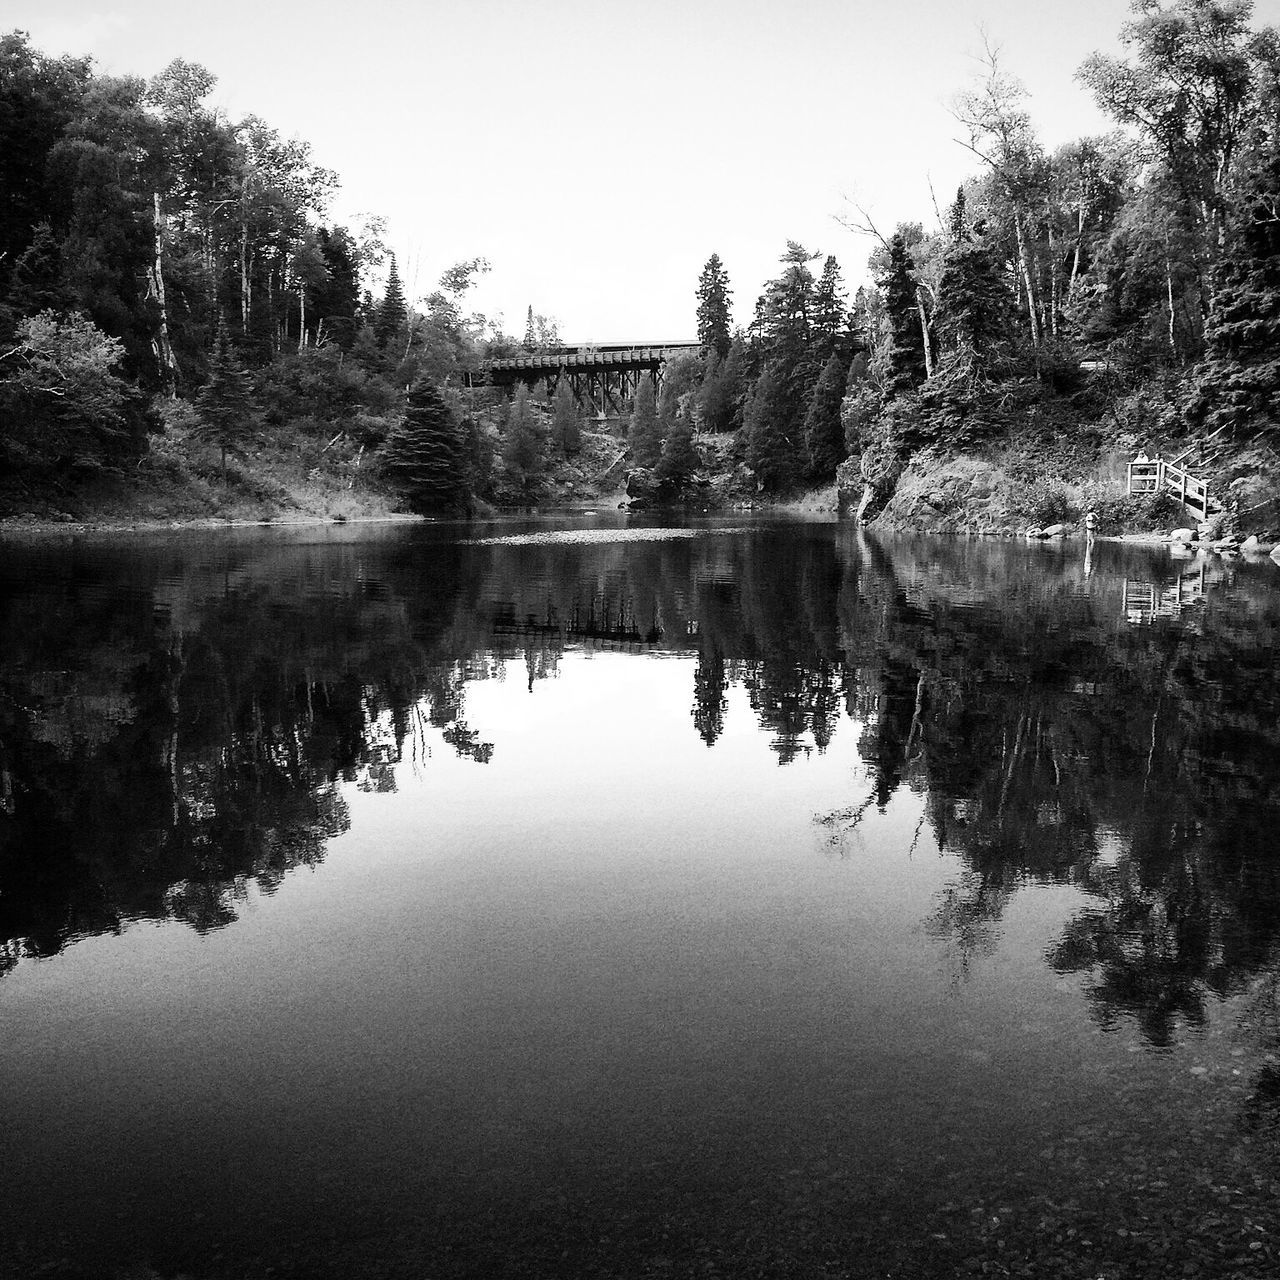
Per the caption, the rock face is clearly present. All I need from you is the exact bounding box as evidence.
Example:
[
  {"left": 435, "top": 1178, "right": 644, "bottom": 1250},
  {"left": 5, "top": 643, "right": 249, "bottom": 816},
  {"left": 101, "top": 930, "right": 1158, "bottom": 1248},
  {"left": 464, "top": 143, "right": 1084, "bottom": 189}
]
[
  {"left": 1171, "top": 528, "right": 1195, "bottom": 542},
  {"left": 624, "top": 468, "right": 658, "bottom": 506},
  {"left": 848, "top": 445, "right": 903, "bottom": 524},
  {"left": 835, "top": 457, "right": 863, "bottom": 515},
  {"left": 871, "top": 450, "right": 1029, "bottom": 533}
]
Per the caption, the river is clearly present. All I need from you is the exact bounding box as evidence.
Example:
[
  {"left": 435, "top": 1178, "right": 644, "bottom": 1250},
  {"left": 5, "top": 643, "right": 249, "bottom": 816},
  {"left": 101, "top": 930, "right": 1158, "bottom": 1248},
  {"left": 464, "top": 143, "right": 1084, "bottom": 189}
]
[{"left": 2, "top": 515, "right": 1278, "bottom": 1279}]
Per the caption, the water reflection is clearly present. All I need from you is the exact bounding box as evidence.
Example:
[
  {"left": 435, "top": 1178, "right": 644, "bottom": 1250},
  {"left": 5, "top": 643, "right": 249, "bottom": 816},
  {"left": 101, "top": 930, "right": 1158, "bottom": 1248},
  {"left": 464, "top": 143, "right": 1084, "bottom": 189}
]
[
  {"left": 3, "top": 524, "right": 1280, "bottom": 1050},
  {"left": 6, "top": 521, "right": 1280, "bottom": 1273}
]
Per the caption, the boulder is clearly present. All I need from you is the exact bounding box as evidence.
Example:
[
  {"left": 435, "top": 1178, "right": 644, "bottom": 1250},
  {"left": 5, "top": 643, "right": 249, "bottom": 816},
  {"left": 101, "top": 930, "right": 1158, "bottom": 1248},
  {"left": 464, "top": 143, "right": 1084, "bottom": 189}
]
[
  {"left": 1271, "top": 544, "right": 1280, "bottom": 562},
  {"left": 1042, "top": 523, "right": 1066, "bottom": 538},
  {"left": 1241, "top": 534, "right": 1261, "bottom": 552},
  {"left": 624, "top": 468, "right": 657, "bottom": 504},
  {"left": 1025, "top": 527, "right": 1045, "bottom": 539},
  {"left": 1171, "top": 528, "right": 1195, "bottom": 542}
]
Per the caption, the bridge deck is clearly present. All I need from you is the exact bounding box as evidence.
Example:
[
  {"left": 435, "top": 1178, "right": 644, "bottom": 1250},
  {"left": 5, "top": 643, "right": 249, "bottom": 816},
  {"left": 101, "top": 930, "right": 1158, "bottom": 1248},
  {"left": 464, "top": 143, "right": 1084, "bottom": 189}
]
[{"left": 484, "top": 341, "right": 700, "bottom": 375}]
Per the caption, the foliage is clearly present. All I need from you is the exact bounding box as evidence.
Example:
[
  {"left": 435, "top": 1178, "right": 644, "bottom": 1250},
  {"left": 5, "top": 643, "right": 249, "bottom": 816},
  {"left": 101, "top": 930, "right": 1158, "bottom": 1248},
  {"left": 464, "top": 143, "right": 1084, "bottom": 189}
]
[
  {"left": 501, "top": 382, "right": 547, "bottom": 501},
  {"left": 0, "top": 309, "right": 147, "bottom": 475},
  {"left": 696, "top": 254, "right": 733, "bottom": 359},
  {"left": 1184, "top": 97, "right": 1280, "bottom": 435},
  {"left": 1007, "top": 477, "right": 1074, "bottom": 526},
  {"left": 880, "top": 234, "right": 928, "bottom": 397},
  {"left": 379, "top": 379, "right": 470, "bottom": 513},
  {"left": 628, "top": 377, "right": 663, "bottom": 469},
  {"left": 551, "top": 378, "right": 580, "bottom": 455},
  {"left": 374, "top": 254, "right": 407, "bottom": 349},
  {"left": 698, "top": 337, "right": 746, "bottom": 432},
  {"left": 195, "top": 320, "right": 255, "bottom": 482},
  {"left": 743, "top": 361, "right": 799, "bottom": 492},
  {"left": 655, "top": 419, "right": 701, "bottom": 499},
  {"left": 932, "top": 224, "right": 1016, "bottom": 380},
  {"left": 842, "top": 380, "right": 882, "bottom": 458},
  {"left": 803, "top": 351, "right": 849, "bottom": 479}
]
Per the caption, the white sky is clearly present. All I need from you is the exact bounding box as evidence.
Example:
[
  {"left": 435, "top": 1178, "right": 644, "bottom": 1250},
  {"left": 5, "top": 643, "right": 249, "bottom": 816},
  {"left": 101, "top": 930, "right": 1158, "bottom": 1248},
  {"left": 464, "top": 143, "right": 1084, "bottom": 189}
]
[{"left": 17, "top": 0, "right": 1280, "bottom": 341}]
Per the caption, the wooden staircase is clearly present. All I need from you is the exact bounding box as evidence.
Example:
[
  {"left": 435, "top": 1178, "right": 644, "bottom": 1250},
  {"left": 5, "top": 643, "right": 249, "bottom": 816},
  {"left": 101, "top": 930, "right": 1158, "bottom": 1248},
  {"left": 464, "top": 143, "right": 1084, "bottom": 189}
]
[{"left": 1127, "top": 454, "right": 1212, "bottom": 523}]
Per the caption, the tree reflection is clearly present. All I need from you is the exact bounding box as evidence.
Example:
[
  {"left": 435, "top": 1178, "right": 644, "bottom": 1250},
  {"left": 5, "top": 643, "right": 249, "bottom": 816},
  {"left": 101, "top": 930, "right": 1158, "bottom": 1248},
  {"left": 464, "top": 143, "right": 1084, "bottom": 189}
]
[{"left": 3, "top": 522, "right": 1280, "bottom": 1069}]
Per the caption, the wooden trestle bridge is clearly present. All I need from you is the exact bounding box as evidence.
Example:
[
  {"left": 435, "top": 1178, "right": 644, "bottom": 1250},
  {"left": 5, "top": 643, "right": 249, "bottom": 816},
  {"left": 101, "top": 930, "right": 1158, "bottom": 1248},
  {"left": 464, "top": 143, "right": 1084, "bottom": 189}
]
[{"left": 466, "top": 340, "right": 701, "bottom": 417}]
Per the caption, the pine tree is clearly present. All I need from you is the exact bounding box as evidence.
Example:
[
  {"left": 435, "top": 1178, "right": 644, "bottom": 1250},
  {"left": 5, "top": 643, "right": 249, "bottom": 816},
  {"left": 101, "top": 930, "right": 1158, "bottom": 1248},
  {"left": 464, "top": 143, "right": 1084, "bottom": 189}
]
[
  {"left": 692, "top": 647, "right": 727, "bottom": 746},
  {"left": 932, "top": 221, "right": 1015, "bottom": 379},
  {"left": 196, "top": 319, "right": 255, "bottom": 485},
  {"left": 628, "top": 377, "right": 663, "bottom": 468},
  {"left": 551, "top": 378, "right": 580, "bottom": 454},
  {"left": 744, "top": 361, "right": 798, "bottom": 492},
  {"left": 804, "top": 351, "right": 850, "bottom": 480},
  {"left": 502, "top": 382, "right": 547, "bottom": 501},
  {"left": 948, "top": 185, "right": 967, "bottom": 244},
  {"left": 811, "top": 256, "right": 847, "bottom": 365},
  {"left": 522, "top": 305, "right": 536, "bottom": 352},
  {"left": 880, "top": 233, "right": 927, "bottom": 397},
  {"left": 696, "top": 254, "right": 733, "bottom": 359},
  {"left": 655, "top": 417, "right": 700, "bottom": 497},
  {"left": 380, "top": 380, "right": 470, "bottom": 513},
  {"left": 755, "top": 242, "right": 821, "bottom": 442},
  {"left": 717, "top": 336, "right": 747, "bottom": 431},
  {"left": 374, "top": 254, "right": 407, "bottom": 348}
]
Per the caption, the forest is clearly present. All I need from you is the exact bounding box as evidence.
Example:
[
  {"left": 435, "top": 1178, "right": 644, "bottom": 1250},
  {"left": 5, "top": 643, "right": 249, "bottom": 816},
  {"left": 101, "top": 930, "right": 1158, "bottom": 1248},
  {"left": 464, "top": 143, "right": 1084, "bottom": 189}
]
[{"left": 1, "top": 0, "right": 1278, "bottom": 525}]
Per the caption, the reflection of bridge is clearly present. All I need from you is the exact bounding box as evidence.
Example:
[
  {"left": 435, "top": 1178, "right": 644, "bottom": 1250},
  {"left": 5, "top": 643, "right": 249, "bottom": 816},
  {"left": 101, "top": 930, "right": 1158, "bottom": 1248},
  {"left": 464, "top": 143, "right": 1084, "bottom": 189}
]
[{"left": 467, "top": 341, "right": 701, "bottom": 416}]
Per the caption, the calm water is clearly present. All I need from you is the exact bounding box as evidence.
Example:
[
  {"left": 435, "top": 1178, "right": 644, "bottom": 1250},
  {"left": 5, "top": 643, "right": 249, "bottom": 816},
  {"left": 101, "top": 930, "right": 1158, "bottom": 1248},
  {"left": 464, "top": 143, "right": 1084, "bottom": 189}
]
[{"left": 2, "top": 516, "right": 1279, "bottom": 1279}]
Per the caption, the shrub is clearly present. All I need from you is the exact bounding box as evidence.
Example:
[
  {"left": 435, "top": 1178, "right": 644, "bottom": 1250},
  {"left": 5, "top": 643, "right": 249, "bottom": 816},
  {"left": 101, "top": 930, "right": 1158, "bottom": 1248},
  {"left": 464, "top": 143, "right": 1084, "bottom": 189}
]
[{"left": 1009, "top": 478, "right": 1074, "bottom": 527}]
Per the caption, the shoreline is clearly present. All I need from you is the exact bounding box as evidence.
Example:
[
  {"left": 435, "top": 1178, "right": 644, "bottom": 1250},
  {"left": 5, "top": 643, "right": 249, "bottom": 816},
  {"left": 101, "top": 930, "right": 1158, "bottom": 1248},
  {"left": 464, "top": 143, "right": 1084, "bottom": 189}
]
[{"left": 0, "top": 508, "right": 1242, "bottom": 549}]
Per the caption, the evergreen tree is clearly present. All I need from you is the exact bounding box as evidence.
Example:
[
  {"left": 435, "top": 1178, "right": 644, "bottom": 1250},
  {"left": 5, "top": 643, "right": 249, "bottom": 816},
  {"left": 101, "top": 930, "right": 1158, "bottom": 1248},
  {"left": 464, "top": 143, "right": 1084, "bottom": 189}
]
[
  {"left": 697, "top": 351, "right": 725, "bottom": 432},
  {"left": 655, "top": 417, "right": 700, "bottom": 498},
  {"left": 502, "top": 382, "right": 547, "bottom": 501},
  {"left": 811, "top": 256, "right": 847, "bottom": 365},
  {"left": 313, "top": 227, "right": 361, "bottom": 347},
  {"left": 628, "top": 377, "right": 663, "bottom": 468},
  {"left": 880, "top": 233, "right": 927, "bottom": 396},
  {"left": 744, "top": 361, "right": 798, "bottom": 492},
  {"left": 380, "top": 379, "right": 470, "bottom": 513},
  {"left": 551, "top": 378, "right": 581, "bottom": 454},
  {"left": 804, "top": 351, "right": 850, "bottom": 479},
  {"left": 718, "top": 336, "right": 748, "bottom": 430},
  {"left": 932, "top": 221, "right": 1016, "bottom": 379},
  {"left": 948, "top": 186, "right": 967, "bottom": 244},
  {"left": 696, "top": 254, "right": 733, "bottom": 359},
  {"left": 751, "top": 242, "right": 821, "bottom": 456},
  {"left": 1185, "top": 108, "right": 1280, "bottom": 436},
  {"left": 522, "top": 305, "right": 536, "bottom": 352},
  {"left": 374, "top": 254, "right": 407, "bottom": 348},
  {"left": 692, "top": 647, "right": 727, "bottom": 746},
  {"left": 195, "top": 319, "right": 255, "bottom": 484}
]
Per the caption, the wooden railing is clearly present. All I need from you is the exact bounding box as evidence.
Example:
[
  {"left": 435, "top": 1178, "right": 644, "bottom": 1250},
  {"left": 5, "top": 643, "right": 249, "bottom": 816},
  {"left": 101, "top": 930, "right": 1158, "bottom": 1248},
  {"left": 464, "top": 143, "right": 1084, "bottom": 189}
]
[{"left": 1127, "top": 458, "right": 1210, "bottom": 523}]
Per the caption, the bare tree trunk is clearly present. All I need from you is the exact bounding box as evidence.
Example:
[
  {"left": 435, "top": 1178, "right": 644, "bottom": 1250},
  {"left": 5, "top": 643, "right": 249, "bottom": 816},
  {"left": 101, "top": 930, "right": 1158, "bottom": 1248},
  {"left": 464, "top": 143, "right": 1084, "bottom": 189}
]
[
  {"left": 1047, "top": 222, "right": 1060, "bottom": 338},
  {"left": 148, "top": 192, "right": 178, "bottom": 392},
  {"left": 1014, "top": 208, "right": 1042, "bottom": 375},
  {"left": 916, "top": 288, "right": 934, "bottom": 378},
  {"left": 298, "top": 278, "right": 306, "bottom": 351},
  {"left": 1165, "top": 238, "right": 1178, "bottom": 357},
  {"left": 240, "top": 221, "right": 250, "bottom": 333},
  {"left": 1067, "top": 205, "right": 1085, "bottom": 303}
]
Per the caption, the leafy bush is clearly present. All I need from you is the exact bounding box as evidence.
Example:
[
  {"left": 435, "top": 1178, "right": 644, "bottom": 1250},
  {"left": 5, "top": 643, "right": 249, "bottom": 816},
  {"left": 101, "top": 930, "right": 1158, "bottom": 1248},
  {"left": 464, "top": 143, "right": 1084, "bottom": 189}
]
[{"left": 1009, "top": 478, "right": 1074, "bottom": 526}]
